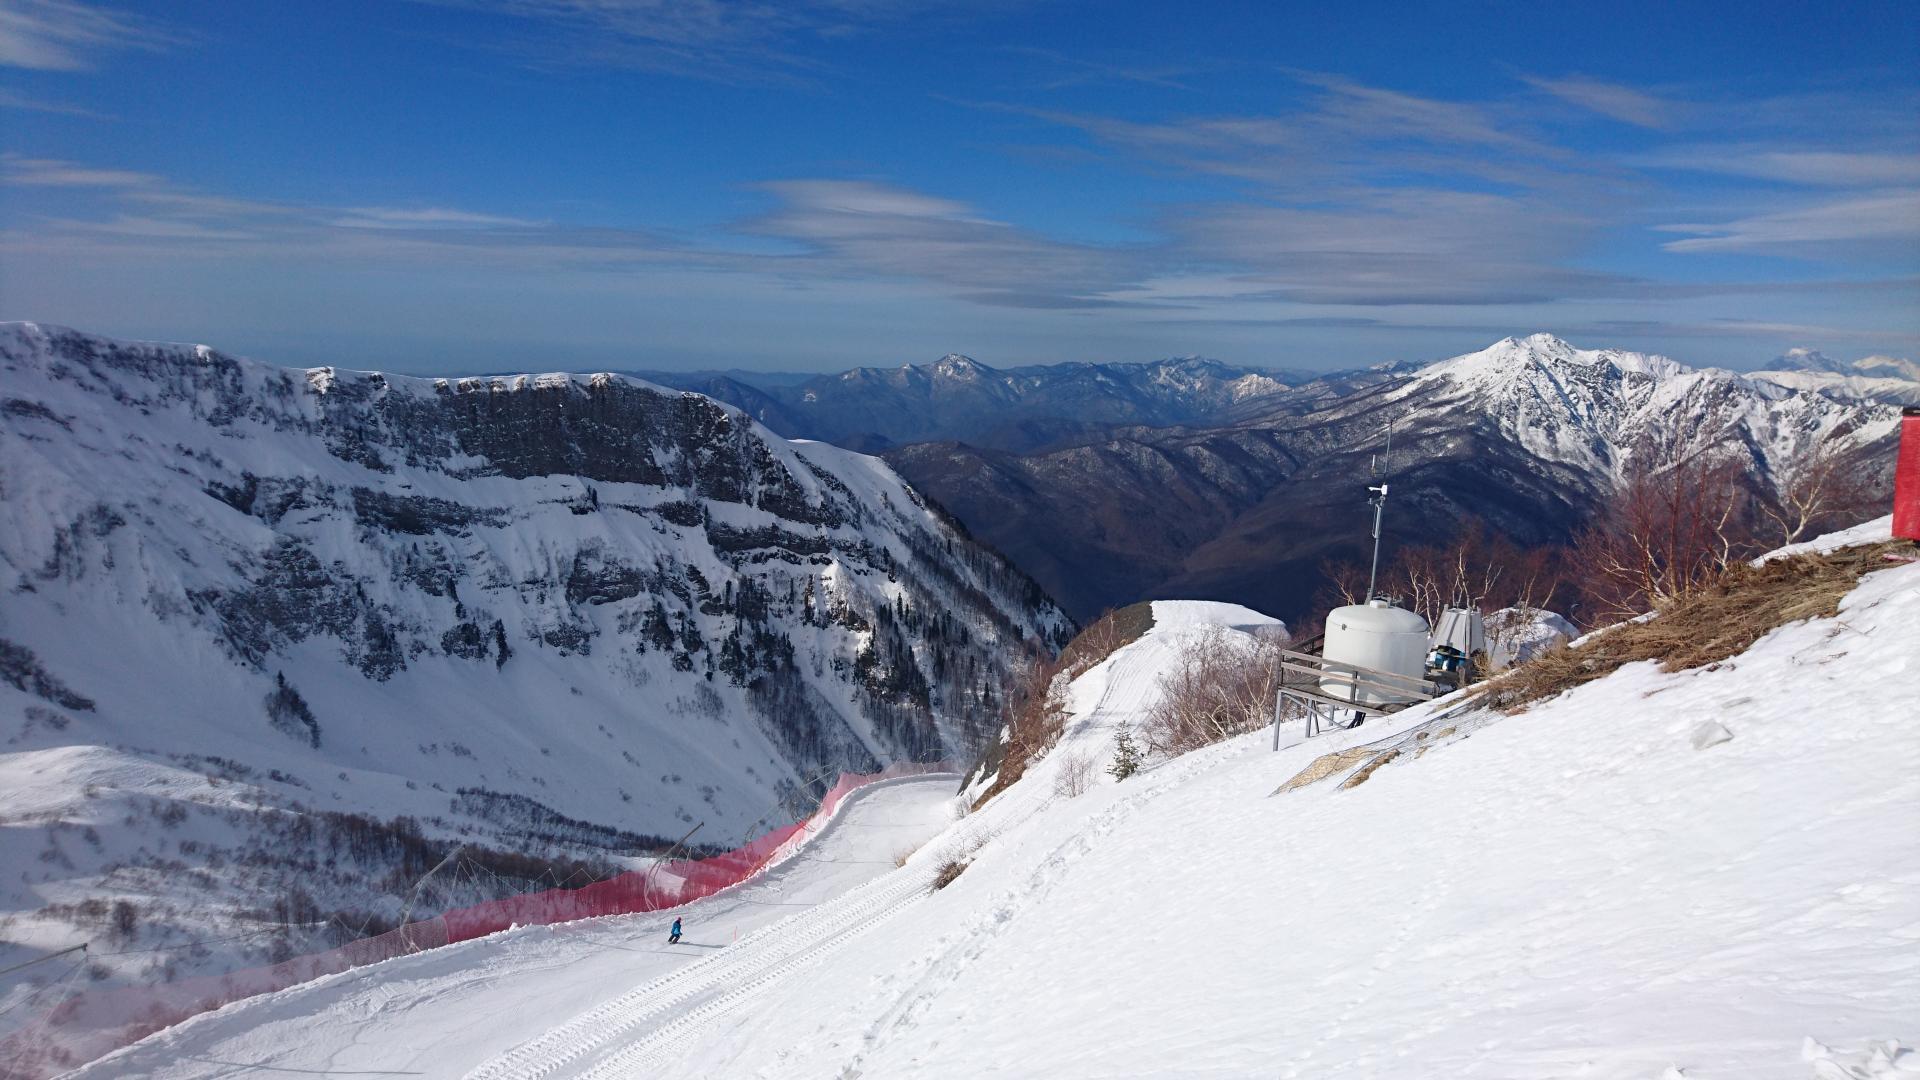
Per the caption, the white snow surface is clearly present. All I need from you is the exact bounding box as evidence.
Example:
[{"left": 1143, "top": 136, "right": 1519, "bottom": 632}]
[
  {"left": 70, "top": 773, "right": 963, "bottom": 1078},
  {"left": 68, "top": 553, "right": 1920, "bottom": 1078}
]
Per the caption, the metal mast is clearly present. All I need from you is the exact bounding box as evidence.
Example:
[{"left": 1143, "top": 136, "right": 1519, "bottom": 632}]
[{"left": 1363, "top": 418, "right": 1394, "bottom": 603}]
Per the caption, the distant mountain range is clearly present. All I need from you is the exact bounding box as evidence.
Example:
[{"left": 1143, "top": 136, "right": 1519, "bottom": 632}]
[
  {"left": 1749, "top": 348, "right": 1920, "bottom": 407},
  {"left": 882, "top": 335, "right": 1903, "bottom": 622},
  {"left": 631, "top": 355, "right": 1336, "bottom": 454}
]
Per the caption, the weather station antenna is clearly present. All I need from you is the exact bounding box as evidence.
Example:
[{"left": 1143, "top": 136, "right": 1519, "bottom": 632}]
[{"left": 1364, "top": 417, "right": 1394, "bottom": 603}]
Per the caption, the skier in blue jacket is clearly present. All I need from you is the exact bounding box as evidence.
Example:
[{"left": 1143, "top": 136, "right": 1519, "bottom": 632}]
[{"left": 668, "top": 917, "right": 682, "bottom": 944}]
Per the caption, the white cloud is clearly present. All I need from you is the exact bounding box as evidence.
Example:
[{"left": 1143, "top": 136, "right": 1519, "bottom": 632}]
[
  {"left": 423, "top": 0, "right": 950, "bottom": 81},
  {"left": 1521, "top": 74, "right": 1677, "bottom": 129},
  {"left": 332, "top": 207, "right": 547, "bottom": 229},
  {"left": 1637, "top": 148, "right": 1920, "bottom": 187},
  {"left": 0, "top": 0, "right": 177, "bottom": 71},
  {"left": 1, "top": 155, "right": 159, "bottom": 187},
  {"left": 0, "top": 88, "right": 112, "bottom": 118},
  {"left": 1660, "top": 189, "right": 1920, "bottom": 253}
]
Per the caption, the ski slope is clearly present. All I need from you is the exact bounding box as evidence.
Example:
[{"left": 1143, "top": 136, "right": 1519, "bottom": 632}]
[
  {"left": 73, "top": 534, "right": 1920, "bottom": 1079},
  {"left": 67, "top": 774, "right": 961, "bottom": 1078},
  {"left": 514, "top": 570, "right": 1916, "bottom": 1079}
]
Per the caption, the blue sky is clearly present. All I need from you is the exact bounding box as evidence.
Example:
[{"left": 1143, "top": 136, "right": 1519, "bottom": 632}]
[{"left": 0, "top": 0, "right": 1915, "bottom": 374}]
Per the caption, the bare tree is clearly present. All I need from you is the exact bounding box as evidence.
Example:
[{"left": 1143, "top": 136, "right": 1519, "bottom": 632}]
[
  {"left": 1758, "top": 439, "right": 1876, "bottom": 547},
  {"left": 1317, "top": 557, "right": 1368, "bottom": 607},
  {"left": 1578, "top": 440, "right": 1752, "bottom": 618}
]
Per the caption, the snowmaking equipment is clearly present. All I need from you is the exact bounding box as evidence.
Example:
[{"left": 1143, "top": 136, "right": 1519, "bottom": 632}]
[
  {"left": 1426, "top": 606, "right": 1489, "bottom": 690},
  {"left": 1270, "top": 418, "right": 1443, "bottom": 743},
  {"left": 1321, "top": 599, "right": 1432, "bottom": 706}
]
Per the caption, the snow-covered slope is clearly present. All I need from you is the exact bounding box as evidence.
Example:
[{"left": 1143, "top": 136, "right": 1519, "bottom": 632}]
[
  {"left": 103, "top": 521, "right": 1906, "bottom": 1080},
  {"left": 1388, "top": 332, "right": 1900, "bottom": 475},
  {"left": 0, "top": 322, "right": 1065, "bottom": 994},
  {"left": 1749, "top": 370, "right": 1920, "bottom": 407},
  {"left": 623, "top": 539, "right": 1919, "bottom": 1079},
  {"left": 62, "top": 773, "right": 966, "bottom": 1079},
  {"left": 73, "top": 548, "right": 1917, "bottom": 1077}
]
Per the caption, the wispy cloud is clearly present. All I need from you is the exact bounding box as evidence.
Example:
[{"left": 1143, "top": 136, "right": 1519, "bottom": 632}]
[
  {"left": 747, "top": 179, "right": 1136, "bottom": 306},
  {"left": 0, "top": 87, "right": 112, "bottom": 118},
  {"left": 2, "top": 155, "right": 160, "bottom": 186},
  {"left": 1157, "top": 189, "right": 1624, "bottom": 306},
  {"left": 1637, "top": 148, "right": 1920, "bottom": 187},
  {"left": 1658, "top": 189, "right": 1920, "bottom": 253},
  {"left": 1000, "top": 45, "right": 1200, "bottom": 91},
  {"left": 331, "top": 206, "right": 548, "bottom": 229},
  {"left": 1521, "top": 73, "right": 1679, "bottom": 129},
  {"left": 0, "top": 0, "right": 179, "bottom": 71},
  {"left": 422, "top": 0, "right": 955, "bottom": 82}
]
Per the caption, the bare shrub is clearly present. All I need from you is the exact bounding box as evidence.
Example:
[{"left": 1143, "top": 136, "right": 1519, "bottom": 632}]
[
  {"left": 1577, "top": 440, "right": 1753, "bottom": 620},
  {"left": 110, "top": 899, "right": 139, "bottom": 942},
  {"left": 1052, "top": 751, "right": 1096, "bottom": 798},
  {"left": 931, "top": 859, "right": 968, "bottom": 890},
  {"left": 1142, "top": 626, "right": 1289, "bottom": 758},
  {"left": 1319, "top": 529, "right": 1577, "bottom": 629},
  {"left": 893, "top": 846, "right": 918, "bottom": 869}
]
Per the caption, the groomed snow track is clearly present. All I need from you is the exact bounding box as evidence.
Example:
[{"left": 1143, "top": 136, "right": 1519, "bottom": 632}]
[
  {"left": 467, "top": 861, "right": 940, "bottom": 1079},
  {"left": 464, "top": 773, "right": 979, "bottom": 1080}
]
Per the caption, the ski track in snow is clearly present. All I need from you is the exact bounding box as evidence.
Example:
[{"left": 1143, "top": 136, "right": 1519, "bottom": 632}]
[{"left": 68, "top": 775, "right": 961, "bottom": 1079}]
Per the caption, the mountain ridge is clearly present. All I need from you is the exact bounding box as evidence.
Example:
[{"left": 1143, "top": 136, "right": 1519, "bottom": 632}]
[{"left": 886, "top": 333, "right": 1901, "bottom": 621}]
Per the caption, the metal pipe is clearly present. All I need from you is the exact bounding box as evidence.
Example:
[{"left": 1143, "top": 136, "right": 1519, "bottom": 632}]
[{"left": 1365, "top": 482, "right": 1388, "bottom": 602}]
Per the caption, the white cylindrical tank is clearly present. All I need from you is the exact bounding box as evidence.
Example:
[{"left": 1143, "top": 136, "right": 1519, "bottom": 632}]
[{"left": 1321, "top": 599, "right": 1430, "bottom": 705}]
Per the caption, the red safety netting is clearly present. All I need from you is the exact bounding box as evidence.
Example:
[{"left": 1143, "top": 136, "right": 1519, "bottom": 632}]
[{"left": 0, "top": 762, "right": 951, "bottom": 1078}]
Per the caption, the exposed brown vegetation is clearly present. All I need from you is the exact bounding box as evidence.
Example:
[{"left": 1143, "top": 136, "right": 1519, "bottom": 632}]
[
  {"left": 972, "top": 604, "right": 1156, "bottom": 808},
  {"left": 931, "top": 859, "right": 969, "bottom": 890},
  {"left": 1473, "top": 540, "right": 1911, "bottom": 714},
  {"left": 1142, "top": 626, "right": 1289, "bottom": 757},
  {"left": 1056, "top": 602, "right": 1156, "bottom": 679},
  {"left": 1576, "top": 442, "right": 1751, "bottom": 620}
]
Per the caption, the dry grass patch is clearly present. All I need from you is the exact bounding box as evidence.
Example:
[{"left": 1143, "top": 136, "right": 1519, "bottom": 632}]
[
  {"left": 931, "top": 859, "right": 968, "bottom": 890},
  {"left": 1472, "top": 540, "right": 1912, "bottom": 714}
]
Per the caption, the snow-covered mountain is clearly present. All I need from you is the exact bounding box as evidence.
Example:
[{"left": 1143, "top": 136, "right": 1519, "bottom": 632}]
[
  {"left": 1749, "top": 347, "right": 1920, "bottom": 406},
  {"left": 640, "top": 353, "right": 1303, "bottom": 453},
  {"left": 0, "top": 323, "right": 1066, "bottom": 988},
  {"left": 888, "top": 333, "right": 1901, "bottom": 620},
  {"left": 1377, "top": 332, "right": 1890, "bottom": 474}
]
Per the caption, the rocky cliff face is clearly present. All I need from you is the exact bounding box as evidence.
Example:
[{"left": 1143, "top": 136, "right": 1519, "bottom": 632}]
[{"left": 0, "top": 323, "right": 1068, "bottom": 851}]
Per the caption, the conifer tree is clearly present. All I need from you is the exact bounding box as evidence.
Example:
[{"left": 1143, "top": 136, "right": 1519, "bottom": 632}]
[{"left": 1109, "top": 726, "right": 1143, "bottom": 781}]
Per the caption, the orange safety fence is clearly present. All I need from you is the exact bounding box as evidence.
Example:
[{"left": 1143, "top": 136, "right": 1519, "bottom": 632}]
[{"left": 0, "top": 762, "right": 952, "bottom": 1078}]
